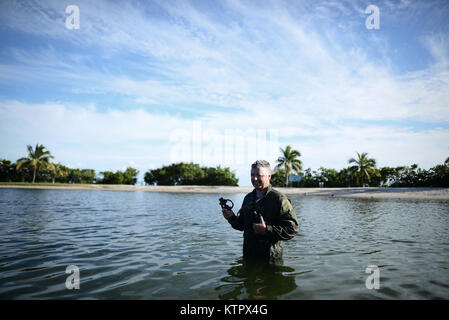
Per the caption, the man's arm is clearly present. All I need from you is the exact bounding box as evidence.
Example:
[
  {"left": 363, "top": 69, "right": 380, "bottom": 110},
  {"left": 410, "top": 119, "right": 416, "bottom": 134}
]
[
  {"left": 264, "top": 196, "right": 299, "bottom": 241},
  {"left": 223, "top": 208, "right": 244, "bottom": 231},
  {"left": 223, "top": 195, "right": 252, "bottom": 231}
]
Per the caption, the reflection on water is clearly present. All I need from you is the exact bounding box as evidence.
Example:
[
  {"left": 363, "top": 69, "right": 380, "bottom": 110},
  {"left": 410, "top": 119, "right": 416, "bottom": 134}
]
[
  {"left": 217, "top": 258, "right": 297, "bottom": 300},
  {"left": 0, "top": 188, "right": 448, "bottom": 299}
]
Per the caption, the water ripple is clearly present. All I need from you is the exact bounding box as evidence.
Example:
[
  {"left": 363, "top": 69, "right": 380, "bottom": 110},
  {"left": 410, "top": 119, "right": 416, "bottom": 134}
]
[{"left": 0, "top": 189, "right": 448, "bottom": 299}]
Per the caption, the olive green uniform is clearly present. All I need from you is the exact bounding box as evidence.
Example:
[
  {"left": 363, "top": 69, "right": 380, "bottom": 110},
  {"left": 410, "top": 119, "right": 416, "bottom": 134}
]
[{"left": 226, "top": 185, "right": 299, "bottom": 262}]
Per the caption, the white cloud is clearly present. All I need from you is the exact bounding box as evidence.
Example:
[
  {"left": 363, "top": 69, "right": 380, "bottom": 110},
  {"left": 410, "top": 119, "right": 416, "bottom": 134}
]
[
  {"left": 1, "top": 1, "right": 448, "bottom": 123},
  {"left": 1, "top": 0, "right": 449, "bottom": 184},
  {"left": 1, "top": 100, "right": 448, "bottom": 186},
  {"left": 422, "top": 33, "right": 449, "bottom": 69}
]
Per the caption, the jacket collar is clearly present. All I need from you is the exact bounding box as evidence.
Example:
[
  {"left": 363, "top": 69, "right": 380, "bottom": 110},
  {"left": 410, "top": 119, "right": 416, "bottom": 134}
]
[{"left": 252, "top": 184, "right": 273, "bottom": 200}]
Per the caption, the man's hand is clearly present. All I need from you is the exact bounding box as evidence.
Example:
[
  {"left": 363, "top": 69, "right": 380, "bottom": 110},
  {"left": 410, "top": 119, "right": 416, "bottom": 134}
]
[
  {"left": 222, "top": 208, "right": 235, "bottom": 220},
  {"left": 252, "top": 215, "right": 266, "bottom": 235}
]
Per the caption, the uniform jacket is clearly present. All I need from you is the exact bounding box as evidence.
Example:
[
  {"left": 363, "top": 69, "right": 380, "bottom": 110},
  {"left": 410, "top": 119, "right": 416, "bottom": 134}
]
[{"left": 227, "top": 185, "right": 299, "bottom": 261}]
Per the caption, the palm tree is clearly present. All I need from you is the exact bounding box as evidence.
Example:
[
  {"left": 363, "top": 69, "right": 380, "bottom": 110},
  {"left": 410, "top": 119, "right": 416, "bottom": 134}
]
[
  {"left": 445, "top": 157, "right": 449, "bottom": 166},
  {"left": 16, "top": 144, "right": 54, "bottom": 183},
  {"left": 275, "top": 145, "right": 303, "bottom": 187},
  {"left": 348, "top": 152, "right": 377, "bottom": 187},
  {"left": 48, "top": 162, "right": 68, "bottom": 184}
]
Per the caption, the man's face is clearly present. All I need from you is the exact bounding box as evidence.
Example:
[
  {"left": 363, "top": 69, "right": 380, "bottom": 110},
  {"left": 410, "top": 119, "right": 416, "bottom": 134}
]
[{"left": 251, "top": 166, "right": 271, "bottom": 191}]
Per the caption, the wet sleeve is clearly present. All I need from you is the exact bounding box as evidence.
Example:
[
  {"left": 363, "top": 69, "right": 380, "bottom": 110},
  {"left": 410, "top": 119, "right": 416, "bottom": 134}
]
[
  {"left": 227, "top": 208, "right": 244, "bottom": 231},
  {"left": 227, "top": 196, "right": 248, "bottom": 232},
  {"left": 264, "top": 196, "right": 299, "bottom": 241}
]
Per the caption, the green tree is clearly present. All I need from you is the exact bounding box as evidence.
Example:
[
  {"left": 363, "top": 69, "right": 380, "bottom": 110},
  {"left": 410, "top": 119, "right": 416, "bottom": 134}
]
[
  {"left": 335, "top": 167, "right": 354, "bottom": 187},
  {"left": 47, "top": 162, "right": 69, "bottom": 184},
  {"left": 123, "top": 167, "right": 139, "bottom": 185},
  {"left": 275, "top": 145, "right": 303, "bottom": 187},
  {"left": 348, "top": 152, "right": 377, "bottom": 187},
  {"left": 428, "top": 164, "right": 449, "bottom": 187},
  {"left": 97, "top": 168, "right": 138, "bottom": 185},
  {"left": 377, "top": 166, "right": 397, "bottom": 187},
  {"left": 316, "top": 167, "right": 341, "bottom": 187},
  {"left": 202, "top": 166, "right": 238, "bottom": 186},
  {"left": 99, "top": 170, "right": 123, "bottom": 184},
  {"left": 0, "top": 159, "right": 15, "bottom": 182},
  {"left": 144, "top": 162, "right": 238, "bottom": 186},
  {"left": 68, "top": 168, "right": 96, "bottom": 184},
  {"left": 144, "top": 168, "right": 168, "bottom": 185},
  {"left": 16, "top": 144, "right": 54, "bottom": 183},
  {"left": 270, "top": 168, "right": 286, "bottom": 187}
]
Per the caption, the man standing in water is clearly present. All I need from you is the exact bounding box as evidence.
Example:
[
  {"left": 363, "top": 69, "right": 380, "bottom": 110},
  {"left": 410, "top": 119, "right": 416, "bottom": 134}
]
[{"left": 222, "top": 160, "right": 299, "bottom": 263}]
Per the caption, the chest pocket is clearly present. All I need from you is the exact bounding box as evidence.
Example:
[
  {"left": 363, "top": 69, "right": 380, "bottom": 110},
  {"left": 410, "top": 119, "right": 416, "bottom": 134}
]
[{"left": 254, "top": 198, "right": 278, "bottom": 225}]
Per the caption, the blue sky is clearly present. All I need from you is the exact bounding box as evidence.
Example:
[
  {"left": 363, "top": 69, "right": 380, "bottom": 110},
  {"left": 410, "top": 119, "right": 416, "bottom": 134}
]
[{"left": 0, "top": 0, "right": 448, "bottom": 186}]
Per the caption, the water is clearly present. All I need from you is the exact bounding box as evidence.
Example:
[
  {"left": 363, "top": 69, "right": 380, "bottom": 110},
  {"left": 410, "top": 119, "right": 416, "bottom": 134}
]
[{"left": 0, "top": 188, "right": 448, "bottom": 299}]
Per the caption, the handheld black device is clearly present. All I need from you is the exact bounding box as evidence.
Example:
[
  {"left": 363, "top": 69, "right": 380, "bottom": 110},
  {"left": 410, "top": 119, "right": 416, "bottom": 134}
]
[{"left": 218, "top": 197, "right": 234, "bottom": 211}]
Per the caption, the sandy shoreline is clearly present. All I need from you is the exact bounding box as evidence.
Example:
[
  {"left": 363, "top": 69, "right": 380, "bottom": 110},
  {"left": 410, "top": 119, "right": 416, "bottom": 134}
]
[{"left": 1, "top": 183, "right": 449, "bottom": 200}]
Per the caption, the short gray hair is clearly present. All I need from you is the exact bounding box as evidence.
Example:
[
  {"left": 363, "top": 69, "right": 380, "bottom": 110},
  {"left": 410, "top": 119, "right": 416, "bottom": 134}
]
[{"left": 251, "top": 160, "right": 272, "bottom": 174}]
